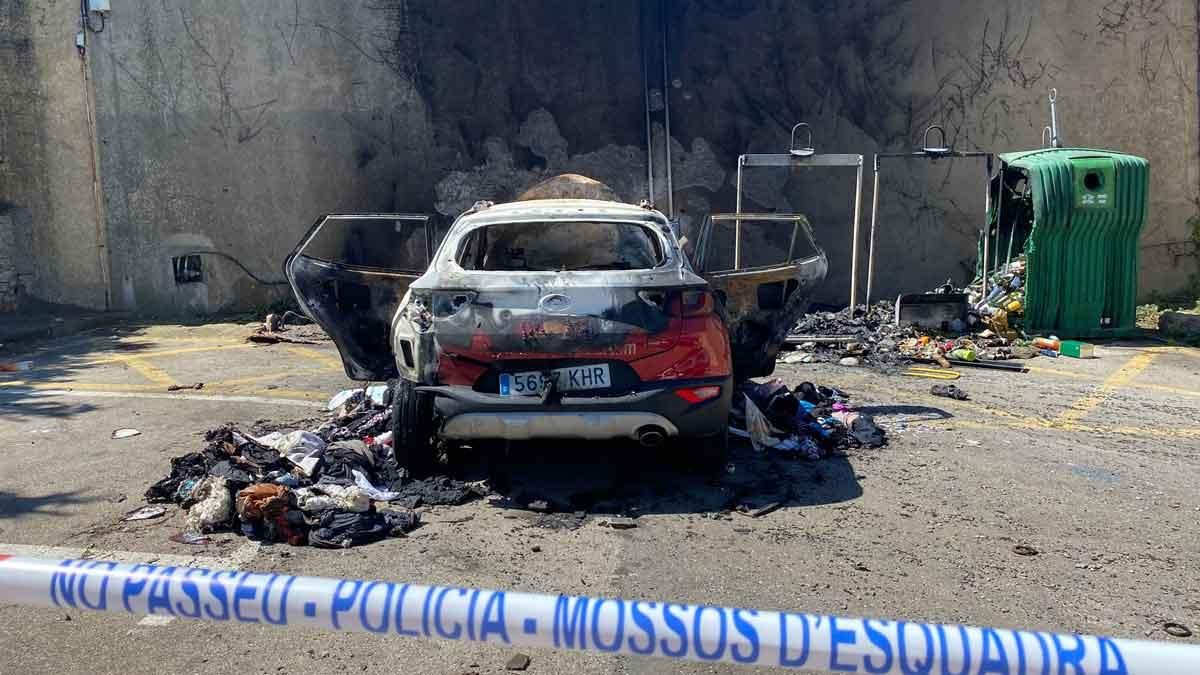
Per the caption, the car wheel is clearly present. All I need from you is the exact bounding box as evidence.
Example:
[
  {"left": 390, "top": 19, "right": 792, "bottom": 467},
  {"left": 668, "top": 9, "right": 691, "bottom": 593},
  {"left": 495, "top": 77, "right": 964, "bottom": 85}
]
[{"left": 391, "top": 378, "right": 436, "bottom": 476}]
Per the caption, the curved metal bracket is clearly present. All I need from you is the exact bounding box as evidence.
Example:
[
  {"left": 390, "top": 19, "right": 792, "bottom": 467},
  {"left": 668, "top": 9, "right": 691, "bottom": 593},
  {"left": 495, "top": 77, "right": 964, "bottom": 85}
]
[
  {"left": 922, "top": 125, "right": 951, "bottom": 156},
  {"left": 1042, "top": 126, "right": 1053, "bottom": 148},
  {"left": 1048, "top": 87, "right": 1058, "bottom": 104},
  {"left": 790, "top": 123, "right": 815, "bottom": 157}
]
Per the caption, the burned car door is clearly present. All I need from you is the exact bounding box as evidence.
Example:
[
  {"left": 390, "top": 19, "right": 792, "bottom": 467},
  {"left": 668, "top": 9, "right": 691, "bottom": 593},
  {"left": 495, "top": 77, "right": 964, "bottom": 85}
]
[
  {"left": 694, "top": 213, "right": 828, "bottom": 378},
  {"left": 285, "top": 214, "right": 433, "bottom": 380}
]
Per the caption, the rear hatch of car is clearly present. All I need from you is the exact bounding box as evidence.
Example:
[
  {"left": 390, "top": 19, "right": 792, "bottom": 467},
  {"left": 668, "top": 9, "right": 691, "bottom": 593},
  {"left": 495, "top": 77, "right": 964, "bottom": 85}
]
[{"left": 418, "top": 218, "right": 711, "bottom": 397}]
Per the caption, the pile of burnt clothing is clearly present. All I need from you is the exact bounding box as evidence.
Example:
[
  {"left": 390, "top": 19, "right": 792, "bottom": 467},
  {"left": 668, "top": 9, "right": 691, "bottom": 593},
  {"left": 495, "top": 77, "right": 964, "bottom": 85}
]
[
  {"left": 786, "top": 301, "right": 918, "bottom": 366},
  {"left": 143, "top": 386, "right": 481, "bottom": 548},
  {"left": 730, "top": 379, "right": 886, "bottom": 458}
]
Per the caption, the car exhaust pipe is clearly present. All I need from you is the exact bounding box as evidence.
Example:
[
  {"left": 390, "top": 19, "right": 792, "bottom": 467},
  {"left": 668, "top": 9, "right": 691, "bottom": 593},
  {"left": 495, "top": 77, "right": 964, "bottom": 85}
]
[{"left": 636, "top": 426, "right": 667, "bottom": 448}]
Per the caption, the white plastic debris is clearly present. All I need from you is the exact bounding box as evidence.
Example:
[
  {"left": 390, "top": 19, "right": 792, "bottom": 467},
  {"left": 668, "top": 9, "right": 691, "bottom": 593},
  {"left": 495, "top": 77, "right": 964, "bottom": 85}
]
[
  {"left": 184, "top": 477, "right": 233, "bottom": 533},
  {"left": 365, "top": 384, "right": 389, "bottom": 407},
  {"left": 742, "top": 394, "right": 792, "bottom": 452},
  {"left": 111, "top": 428, "right": 142, "bottom": 439},
  {"left": 121, "top": 505, "right": 166, "bottom": 522},
  {"left": 255, "top": 429, "right": 327, "bottom": 476},
  {"left": 295, "top": 485, "right": 371, "bottom": 513},
  {"left": 352, "top": 469, "right": 400, "bottom": 501},
  {"left": 326, "top": 388, "right": 363, "bottom": 411}
]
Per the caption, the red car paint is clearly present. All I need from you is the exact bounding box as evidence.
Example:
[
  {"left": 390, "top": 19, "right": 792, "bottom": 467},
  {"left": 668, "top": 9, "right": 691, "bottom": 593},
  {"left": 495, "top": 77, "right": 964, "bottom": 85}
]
[{"left": 433, "top": 290, "right": 732, "bottom": 388}]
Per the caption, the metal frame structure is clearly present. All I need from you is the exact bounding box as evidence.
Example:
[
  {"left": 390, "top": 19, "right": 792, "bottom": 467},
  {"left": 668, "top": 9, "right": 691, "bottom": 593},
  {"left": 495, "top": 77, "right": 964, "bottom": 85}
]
[
  {"left": 733, "top": 123, "right": 865, "bottom": 306},
  {"left": 866, "top": 125, "right": 993, "bottom": 306}
]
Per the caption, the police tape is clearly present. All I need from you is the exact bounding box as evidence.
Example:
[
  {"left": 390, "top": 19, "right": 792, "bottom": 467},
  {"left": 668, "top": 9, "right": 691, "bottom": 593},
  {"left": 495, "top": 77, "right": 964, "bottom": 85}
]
[{"left": 1, "top": 553, "right": 1195, "bottom": 674}]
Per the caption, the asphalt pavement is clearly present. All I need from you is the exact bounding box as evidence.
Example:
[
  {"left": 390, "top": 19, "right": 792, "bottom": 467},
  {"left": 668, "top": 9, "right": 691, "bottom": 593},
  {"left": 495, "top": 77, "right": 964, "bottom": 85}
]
[{"left": 1, "top": 320, "right": 1198, "bottom": 674}]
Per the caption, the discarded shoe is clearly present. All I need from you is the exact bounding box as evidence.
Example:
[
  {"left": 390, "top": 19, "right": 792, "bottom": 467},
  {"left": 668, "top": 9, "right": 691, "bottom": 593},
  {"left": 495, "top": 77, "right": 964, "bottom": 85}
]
[{"left": 930, "top": 384, "right": 969, "bottom": 400}]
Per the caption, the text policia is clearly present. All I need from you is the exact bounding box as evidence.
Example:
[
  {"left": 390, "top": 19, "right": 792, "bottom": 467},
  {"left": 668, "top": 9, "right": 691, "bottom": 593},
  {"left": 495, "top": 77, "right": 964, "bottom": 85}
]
[{"left": 13, "top": 556, "right": 1171, "bottom": 674}]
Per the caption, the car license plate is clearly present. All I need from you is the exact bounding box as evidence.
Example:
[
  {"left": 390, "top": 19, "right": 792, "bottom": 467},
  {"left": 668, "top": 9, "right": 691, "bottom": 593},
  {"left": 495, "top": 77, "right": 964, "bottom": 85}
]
[{"left": 499, "top": 364, "right": 611, "bottom": 396}]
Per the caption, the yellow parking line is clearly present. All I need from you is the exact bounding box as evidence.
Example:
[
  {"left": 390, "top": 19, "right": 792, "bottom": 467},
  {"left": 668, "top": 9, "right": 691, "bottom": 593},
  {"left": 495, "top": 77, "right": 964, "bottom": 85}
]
[
  {"left": 210, "top": 385, "right": 329, "bottom": 401},
  {"left": 207, "top": 371, "right": 298, "bottom": 387},
  {"left": 82, "top": 343, "right": 255, "bottom": 365},
  {"left": 286, "top": 346, "right": 344, "bottom": 372},
  {"left": 1025, "top": 364, "right": 1200, "bottom": 398},
  {"left": 4, "top": 381, "right": 166, "bottom": 393},
  {"left": 124, "top": 357, "right": 176, "bottom": 386},
  {"left": 1053, "top": 351, "right": 1157, "bottom": 427},
  {"left": 923, "top": 415, "right": 1200, "bottom": 439}
]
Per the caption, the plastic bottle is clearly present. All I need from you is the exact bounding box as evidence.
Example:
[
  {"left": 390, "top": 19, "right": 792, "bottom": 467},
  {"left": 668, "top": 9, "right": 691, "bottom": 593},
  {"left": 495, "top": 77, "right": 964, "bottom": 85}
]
[
  {"left": 1039, "top": 348, "right": 1059, "bottom": 358},
  {"left": 1032, "top": 337, "right": 1061, "bottom": 351}
]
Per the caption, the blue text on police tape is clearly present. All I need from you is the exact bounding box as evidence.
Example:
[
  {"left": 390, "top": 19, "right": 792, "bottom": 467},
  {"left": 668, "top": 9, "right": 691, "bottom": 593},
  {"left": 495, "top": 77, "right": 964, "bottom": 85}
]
[{"left": 47, "top": 559, "right": 1131, "bottom": 673}]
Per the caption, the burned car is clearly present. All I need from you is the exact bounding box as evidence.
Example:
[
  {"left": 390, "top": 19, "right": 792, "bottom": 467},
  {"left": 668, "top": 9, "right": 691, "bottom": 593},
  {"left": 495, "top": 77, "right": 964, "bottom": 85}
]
[{"left": 286, "top": 193, "right": 826, "bottom": 472}]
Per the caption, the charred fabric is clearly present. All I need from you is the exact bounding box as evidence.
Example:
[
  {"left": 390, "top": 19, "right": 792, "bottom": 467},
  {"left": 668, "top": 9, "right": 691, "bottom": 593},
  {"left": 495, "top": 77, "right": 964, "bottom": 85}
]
[{"left": 145, "top": 388, "right": 485, "bottom": 549}]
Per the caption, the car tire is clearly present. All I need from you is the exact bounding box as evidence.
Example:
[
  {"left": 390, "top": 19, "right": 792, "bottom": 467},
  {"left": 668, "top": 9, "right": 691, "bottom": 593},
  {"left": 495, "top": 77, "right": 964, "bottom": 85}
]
[{"left": 391, "top": 378, "right": 436, "bottom": 476}]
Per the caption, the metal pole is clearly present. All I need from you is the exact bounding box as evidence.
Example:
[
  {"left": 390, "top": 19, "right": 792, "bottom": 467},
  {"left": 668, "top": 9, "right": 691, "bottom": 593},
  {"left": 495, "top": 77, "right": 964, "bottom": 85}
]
[
  {"left": 734, "top": 157, "right": 743, "bottom": 270},
  {"left": 849, "top": 158, "right": 865, "bottom": 309},
  {"left": 982, "top": 156, "right": 992, "bottom": 299},
  {"left": 660, "top": 0, "right": 674, "bottom": 217},
  {"left": 641, "top": 5, "right": 654, "bottom": 206},
  {"left": 862, "top": 156, "right": 878, "bottom": 308}
]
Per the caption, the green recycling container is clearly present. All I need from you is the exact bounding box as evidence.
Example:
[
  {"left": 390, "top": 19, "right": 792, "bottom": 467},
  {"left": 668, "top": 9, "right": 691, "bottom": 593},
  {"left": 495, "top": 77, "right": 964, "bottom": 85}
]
[{"left": 988, "top": 148, "right": 1149, "bottom": 339}]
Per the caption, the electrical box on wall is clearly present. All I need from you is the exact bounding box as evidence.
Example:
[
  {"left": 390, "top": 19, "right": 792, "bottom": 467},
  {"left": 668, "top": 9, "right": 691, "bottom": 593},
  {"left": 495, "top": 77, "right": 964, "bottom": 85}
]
[{"left": 88, "top": 0, "right": 111, "bottom": 14}]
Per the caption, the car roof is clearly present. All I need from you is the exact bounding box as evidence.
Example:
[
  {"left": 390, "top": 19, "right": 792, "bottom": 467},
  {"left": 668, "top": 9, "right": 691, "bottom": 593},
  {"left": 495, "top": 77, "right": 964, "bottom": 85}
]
[{"left": 457, "top": 199, "right": 668, "bottom": 226}]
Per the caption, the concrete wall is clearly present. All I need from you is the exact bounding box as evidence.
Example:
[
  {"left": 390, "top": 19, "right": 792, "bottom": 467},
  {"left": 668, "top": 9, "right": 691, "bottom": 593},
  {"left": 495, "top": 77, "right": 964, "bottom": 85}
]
[
  {"left": 0, "top": 0, "right": 108, "bottom": 309},
  {"left": 3, "top": 0, "right": 1199, "bottom": 312}
]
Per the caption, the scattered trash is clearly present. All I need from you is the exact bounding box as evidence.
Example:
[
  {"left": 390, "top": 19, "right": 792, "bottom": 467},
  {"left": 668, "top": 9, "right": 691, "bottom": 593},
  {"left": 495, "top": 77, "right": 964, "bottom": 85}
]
[
  {"left": 121, "top": 505, "right": 166, "bottom": 522},
  {"left": 263, "top": 310, "right": 311, "bottom": 332},
  {"left": 790, "top": 302, "right": 916, "bottom": 366},
  {"left": 327, "top": 388, "right": 364, "bottom": 411},
  {"left": 185, "top": 477, "right": 233, "bottom": 533},
  {"left": 167, "top": 383, "right": 204, "bottom": 391},
  {"left": 110, "top": 493, "right": 127, "bottom": 504},
  {"left": 246, "top": 333, "right": 317, "bottom": 345},
  {"left": 742, "top": 502, "right": 782, "bottom": 518},
  {"left": 294, "top": 484, "right": 372, "bottom": 513},
  {"left": 838, "top": 356, "right": 860, "bottom": 367},
  {"left": 505, "top": 653, "right": 532, "bottom": 671},
  {"left": 170, "top": 531, "right": 212, "bottom": 545},
  {"left": 0, "top": 360, "right": 33, "bottom": 372},
  {"left": 731, "top": 378, "right": 883, "bottom": 456},
  {"left": 1164, "top": 622, "right": 1193, "bottom": 638},
  {"left": 111, "top": 428, "right": 142, "bottom": 439},
  {"left": 602, "top": 517, "right": 638, "bottom": 529},
  {"left": 1060, "top": 340, "right": 1095, "bottom": 359},
  {"left": 1012, "top": 544, "right": 1039, "bottom": 556},
  {"left": 256, "top": 430, "right": 327, "bottom": 476},
  {"left": 141, "top": 384, "right": 467, "bottom": 549},
  {"left": 930, "top": 384, "right": 969, "bottom": 400}
]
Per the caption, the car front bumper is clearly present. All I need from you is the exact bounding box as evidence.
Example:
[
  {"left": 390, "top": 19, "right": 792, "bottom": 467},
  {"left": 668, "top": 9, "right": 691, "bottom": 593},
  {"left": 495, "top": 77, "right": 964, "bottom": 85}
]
[{"left": 417, "top": 376, "right": 732, "bottom": 442}]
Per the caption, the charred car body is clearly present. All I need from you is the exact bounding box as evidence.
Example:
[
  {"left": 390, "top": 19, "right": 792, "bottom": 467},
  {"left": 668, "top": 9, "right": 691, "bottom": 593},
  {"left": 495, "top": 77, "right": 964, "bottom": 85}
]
[{"left": 287, "top": 190, "right": 826, "bottom": 471}]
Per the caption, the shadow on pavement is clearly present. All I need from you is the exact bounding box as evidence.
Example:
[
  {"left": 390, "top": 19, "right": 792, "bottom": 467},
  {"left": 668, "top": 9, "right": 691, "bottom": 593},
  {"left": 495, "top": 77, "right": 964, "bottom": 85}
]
[
  {"left": 0, "top": 489, "right": 100, "bottom": 519},
  {"left": 856, "top": 404, "right": 952, "bottom": 422},
  {"left": 447, "top": 439, "right": 864, "bottom": 519},
  {"left": 0, "top": 324, "right": 161, "bottom": 420}
]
